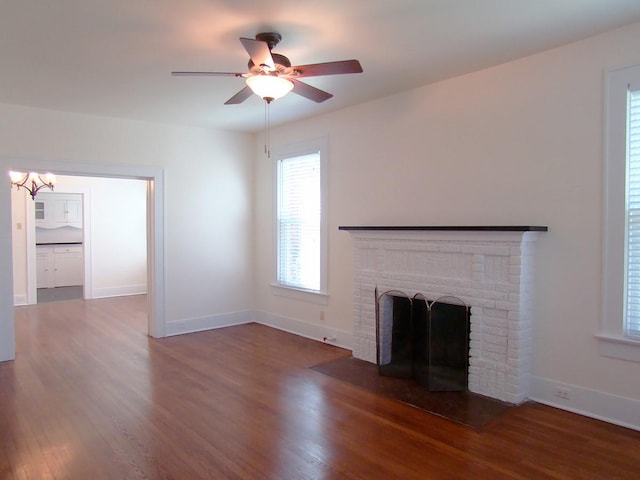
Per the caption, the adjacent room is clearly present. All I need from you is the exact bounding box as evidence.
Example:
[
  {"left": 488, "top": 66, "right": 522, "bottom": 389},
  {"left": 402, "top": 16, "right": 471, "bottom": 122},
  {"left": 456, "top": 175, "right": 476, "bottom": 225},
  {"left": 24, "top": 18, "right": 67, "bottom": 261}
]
[
  {"left": 2, "top": 1, "right": 640, "bottom": 478},
  {"left": 11, "top": 175, "right": 148, "bottom": 306}
]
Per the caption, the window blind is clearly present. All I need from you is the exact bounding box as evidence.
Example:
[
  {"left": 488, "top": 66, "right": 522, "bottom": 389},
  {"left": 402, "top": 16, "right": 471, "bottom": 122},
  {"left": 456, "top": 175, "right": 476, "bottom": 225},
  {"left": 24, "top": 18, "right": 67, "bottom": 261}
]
[
  {"left": 277, "top": 152, "right": 321, "bottom": 291},
  {"left": 625, "top": 88, "right": 640, "bottom": 338}
]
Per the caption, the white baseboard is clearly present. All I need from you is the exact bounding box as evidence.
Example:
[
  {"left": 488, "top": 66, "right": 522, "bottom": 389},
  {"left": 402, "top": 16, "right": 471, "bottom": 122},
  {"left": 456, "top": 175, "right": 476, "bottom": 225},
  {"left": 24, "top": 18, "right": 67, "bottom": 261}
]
[
  {"left": 91, "top": 284, "right": 147, "bottom": 299},
  {"left": 13, "top": 294, "right": 28, "bottom": 306},
  {"left": 530, "top": 376, "right": 640, "bottom": 432},
  {"left": 254, "top": 310, "right": 353, "bottom": 351},
  {"left": 166, "top": 310, "right": 254, "bottom": 336},
  {"left": 165, "top": 309, "right": 353, "bottom": 350}
]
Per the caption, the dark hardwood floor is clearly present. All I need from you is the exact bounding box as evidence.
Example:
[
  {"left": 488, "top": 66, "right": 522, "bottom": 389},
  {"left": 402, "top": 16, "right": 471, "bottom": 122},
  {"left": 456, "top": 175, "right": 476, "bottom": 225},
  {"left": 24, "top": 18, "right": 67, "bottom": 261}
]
[{"left": 1, "top": 295, "right": 639, "bottom": 479}]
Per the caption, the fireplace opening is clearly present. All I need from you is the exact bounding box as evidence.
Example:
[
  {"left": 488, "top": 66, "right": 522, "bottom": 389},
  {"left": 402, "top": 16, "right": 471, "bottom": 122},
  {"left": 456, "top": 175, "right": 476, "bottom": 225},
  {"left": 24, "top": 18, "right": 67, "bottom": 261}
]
[{"left": 376, "top": 291, "right": 470, "bottom": 392}]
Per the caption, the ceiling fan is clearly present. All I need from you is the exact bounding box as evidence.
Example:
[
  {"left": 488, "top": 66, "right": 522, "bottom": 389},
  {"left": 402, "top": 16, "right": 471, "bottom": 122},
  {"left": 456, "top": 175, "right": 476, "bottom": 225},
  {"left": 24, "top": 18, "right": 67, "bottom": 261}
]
[{"left": 172, "top": 32, "right": 363, "bottom": 105}]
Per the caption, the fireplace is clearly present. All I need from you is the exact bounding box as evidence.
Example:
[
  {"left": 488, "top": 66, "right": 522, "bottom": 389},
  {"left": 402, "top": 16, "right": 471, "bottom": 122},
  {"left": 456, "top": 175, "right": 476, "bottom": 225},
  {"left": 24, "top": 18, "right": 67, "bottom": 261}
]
[{"left": 340, "top": 225, "right": 547, "bottom": 404}]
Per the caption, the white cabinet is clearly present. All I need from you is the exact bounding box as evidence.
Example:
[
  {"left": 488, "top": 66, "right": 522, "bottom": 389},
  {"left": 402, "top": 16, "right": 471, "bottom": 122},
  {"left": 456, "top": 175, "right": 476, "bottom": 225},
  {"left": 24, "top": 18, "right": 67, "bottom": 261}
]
[
  {"left": 36, "top": 245, "right": 84, "bottom": 288},
  {"left": 35, "top": 193, "right": 83, "bottom": 228},
  {"left": 36, "top": 249, "right": 53, "bottom": 289},
  {"left": 52, "top": 246, "right": 83, "bottom": 286},
  {"left": 51, "top": 198, "right": 82, "bottom": 225}
]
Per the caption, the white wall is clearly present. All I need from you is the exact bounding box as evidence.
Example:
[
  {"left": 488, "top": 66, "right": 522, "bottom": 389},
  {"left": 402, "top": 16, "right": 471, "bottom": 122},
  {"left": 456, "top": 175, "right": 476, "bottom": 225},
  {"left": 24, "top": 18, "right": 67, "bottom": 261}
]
[
  {"left": 254, "top": 21, "right": 640, "bottom": 429},
  {"left": 85, "top": 177, "right": 147, "bottom": 298},
  {"left": 1, "top": 104, "right": 254, "bottom": 360},
  {"left": 10, "top": 188, "right": 28, "bottom": 304}
]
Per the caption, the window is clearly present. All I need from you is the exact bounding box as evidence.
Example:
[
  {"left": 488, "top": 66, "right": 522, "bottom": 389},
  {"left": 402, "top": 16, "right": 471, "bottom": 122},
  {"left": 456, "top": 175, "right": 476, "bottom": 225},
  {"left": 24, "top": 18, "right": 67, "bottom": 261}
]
[
  {"left": 625, "top": 89, "right": 640, "bottom": 339},
  {"left": 273, "top": 139, "right": 327, "bottom": 301},
  {"left": 601, "top": 63, "right": 640, "bottom": 361}
]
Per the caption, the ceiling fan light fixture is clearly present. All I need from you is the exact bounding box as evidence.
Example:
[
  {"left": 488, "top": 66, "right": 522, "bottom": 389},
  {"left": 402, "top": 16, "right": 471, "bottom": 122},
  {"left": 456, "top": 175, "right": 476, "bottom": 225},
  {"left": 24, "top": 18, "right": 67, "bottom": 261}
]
[{"left": 246, "top": 75, "right": 293, "bottom": 102}]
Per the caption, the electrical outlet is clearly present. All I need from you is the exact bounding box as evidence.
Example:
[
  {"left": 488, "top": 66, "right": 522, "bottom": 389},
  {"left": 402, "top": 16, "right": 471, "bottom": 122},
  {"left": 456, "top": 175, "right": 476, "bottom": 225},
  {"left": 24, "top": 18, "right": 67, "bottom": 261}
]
[
  {"left": 320, "top": 310, "right": 325, "bottom": 321},
  {"left": 555, "top": 386, "right": 571, "bottom": 400}
]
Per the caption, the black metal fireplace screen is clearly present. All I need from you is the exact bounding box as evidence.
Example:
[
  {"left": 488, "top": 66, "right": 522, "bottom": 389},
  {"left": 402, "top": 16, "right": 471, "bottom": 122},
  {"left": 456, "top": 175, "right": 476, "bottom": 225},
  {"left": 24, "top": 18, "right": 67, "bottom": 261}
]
[{"left": 375, "top": 289, "right": 471, "bottom": 391}]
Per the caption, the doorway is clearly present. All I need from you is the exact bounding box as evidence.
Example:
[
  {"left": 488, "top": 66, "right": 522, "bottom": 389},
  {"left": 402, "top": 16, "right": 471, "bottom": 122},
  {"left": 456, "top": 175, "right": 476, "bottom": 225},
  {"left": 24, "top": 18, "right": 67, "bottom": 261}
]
[
  {"left": 33, "top": 191, "right": 85, "bottom": 303},
  {"left": 1, "top": 159, "right": 165, "bottom": 362}
]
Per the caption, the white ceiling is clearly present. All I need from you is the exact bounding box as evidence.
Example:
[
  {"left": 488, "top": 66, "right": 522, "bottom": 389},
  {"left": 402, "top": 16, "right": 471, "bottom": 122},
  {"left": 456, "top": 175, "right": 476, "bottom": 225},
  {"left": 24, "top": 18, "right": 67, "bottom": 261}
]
[{"left": 2, "top": 0, "right": 640, "bottom": 133}]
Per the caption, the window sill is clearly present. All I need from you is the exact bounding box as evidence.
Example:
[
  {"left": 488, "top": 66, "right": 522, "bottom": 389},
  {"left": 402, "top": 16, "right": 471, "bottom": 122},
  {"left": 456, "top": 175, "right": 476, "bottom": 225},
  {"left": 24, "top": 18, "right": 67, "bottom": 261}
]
[
  {"left": 271, "top": 284, "right": 329, "bottom": 305},
  {"left": 596, "top": 334, "right": 640, "bottom": 363}
]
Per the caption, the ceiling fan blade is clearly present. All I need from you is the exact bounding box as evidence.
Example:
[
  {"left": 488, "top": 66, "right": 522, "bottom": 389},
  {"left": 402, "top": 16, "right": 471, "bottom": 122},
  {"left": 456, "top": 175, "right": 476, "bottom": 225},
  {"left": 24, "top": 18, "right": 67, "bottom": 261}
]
[
  {"left": 239, "top": 37, "right": 275, "bottom": 71},
  {"left": 291, "top": 60, "right": 363, "bottom": 78},
  {"left": 224, "top": 86, "right": 253, "bottom": 105},
  {"left": 290, "top": 79, "right": 333, "bottom": 103},
  {"left": 172, "top": 71, "right": 243, "bottom": 77}
]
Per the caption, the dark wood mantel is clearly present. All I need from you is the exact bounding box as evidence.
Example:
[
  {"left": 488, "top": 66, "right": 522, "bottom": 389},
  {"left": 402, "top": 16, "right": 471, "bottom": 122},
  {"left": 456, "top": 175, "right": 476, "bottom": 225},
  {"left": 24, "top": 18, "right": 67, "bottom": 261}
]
[{"left": 338, "top": 225, "right": 548, "bottom": 232}]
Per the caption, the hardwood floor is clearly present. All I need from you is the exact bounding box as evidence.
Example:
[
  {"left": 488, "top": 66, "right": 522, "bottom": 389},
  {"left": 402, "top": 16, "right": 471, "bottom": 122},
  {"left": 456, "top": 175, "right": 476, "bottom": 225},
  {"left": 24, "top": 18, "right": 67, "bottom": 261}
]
[{"left": 1, "top": 296, "right": 639, "bottom": 479}]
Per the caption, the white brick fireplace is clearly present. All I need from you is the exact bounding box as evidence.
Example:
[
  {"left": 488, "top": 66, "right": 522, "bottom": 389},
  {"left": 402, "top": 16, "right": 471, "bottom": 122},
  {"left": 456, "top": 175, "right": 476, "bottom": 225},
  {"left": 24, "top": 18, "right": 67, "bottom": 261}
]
[{"left": 340, "top": 226, "right": 546, "bottom": 404}]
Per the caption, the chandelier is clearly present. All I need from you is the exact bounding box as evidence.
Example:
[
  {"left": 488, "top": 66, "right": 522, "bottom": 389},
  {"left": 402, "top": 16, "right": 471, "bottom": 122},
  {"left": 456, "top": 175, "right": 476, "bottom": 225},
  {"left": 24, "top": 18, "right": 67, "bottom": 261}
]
[{"left": 9, "top": 171, "right": 56, "bottom": 199}]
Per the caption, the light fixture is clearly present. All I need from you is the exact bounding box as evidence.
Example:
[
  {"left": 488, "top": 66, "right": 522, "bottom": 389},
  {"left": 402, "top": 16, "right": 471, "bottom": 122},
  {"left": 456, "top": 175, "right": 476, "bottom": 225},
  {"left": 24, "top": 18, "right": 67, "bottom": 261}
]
[
  {"left": 9, "top": 171, "right": 56, "bottom": 199},
  {"left": 246, "top": 75, "right": 293, "bottom": 103}
]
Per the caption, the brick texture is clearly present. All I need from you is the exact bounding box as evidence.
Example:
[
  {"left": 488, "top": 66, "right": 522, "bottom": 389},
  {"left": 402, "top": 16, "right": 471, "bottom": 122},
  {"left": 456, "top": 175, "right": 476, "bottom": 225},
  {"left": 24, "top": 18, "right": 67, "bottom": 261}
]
[{"left": 347, "top": 231, "right": 539, "bottom": 404}]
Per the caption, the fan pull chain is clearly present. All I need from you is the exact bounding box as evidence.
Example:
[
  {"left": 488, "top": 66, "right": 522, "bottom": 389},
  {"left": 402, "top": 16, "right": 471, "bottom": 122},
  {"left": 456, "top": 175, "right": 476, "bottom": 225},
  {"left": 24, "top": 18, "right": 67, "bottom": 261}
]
[
  {"left": 264, "top": 101, "right": 268, "bottom": 157},
  {"left": 268, "top": 101, "right": 271, "bottom": 159},
  {"left": 264, "top": 100, "right": 272, "bottom": 158},
  {"left": 263, "top": 101, "right": 273, "bottom": 158}
]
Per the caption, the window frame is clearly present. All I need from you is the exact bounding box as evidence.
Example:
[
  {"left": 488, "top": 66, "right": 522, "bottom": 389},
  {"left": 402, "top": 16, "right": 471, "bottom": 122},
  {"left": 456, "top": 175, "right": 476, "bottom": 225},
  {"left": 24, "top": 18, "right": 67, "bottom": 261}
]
[
  {"left": 600, "top": 63, "right": 640, "bottom": 362},
  {"left": 271, "top": 138, "right": 328, "bottom": 304}
]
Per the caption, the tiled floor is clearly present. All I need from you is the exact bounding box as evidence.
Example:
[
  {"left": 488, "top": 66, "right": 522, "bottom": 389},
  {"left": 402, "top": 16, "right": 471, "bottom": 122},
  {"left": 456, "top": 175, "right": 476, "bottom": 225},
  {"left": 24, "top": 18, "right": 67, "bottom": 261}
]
[{"left": 37, "top": 285, "right": 83, "bottom": 303}]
